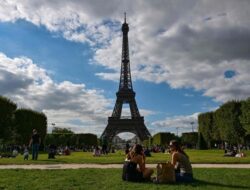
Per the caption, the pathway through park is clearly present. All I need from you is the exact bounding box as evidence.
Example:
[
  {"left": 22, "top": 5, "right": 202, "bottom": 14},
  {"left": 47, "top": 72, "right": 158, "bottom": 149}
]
[{"left": 0, "top": 163, "right": 250, "bottom": 170}]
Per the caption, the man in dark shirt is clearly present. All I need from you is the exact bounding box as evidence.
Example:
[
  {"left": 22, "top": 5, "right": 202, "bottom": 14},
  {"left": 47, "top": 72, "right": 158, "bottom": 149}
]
[{"left": 29, "top": 129, "right": 41, "bottom": 160}]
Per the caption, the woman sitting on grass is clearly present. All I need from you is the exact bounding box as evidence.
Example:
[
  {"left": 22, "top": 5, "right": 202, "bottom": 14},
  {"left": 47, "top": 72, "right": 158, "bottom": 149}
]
[
  {"left": 123, "top": 144, "right": 153, "bottom": 182},
  {"left": 169, "top": 140, "right": 193, "bottom": 183}
]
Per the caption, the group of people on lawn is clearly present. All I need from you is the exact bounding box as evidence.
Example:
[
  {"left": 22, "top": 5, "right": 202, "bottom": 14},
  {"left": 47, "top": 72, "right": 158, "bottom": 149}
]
[
  {"left": 29, "top": 129, "right": 193, "bottom": 183},
  {"left": 122, "top": 140, "right": 193, "bottom": 183}
]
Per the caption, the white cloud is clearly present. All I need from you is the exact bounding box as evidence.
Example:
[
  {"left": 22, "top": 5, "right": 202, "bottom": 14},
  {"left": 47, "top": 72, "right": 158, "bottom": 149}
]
[
  {"left": 1, "top": 1, "right": 250, "bottom": 102},
  {"left": 0, "top": 52, "right": 156, "bottom": 136},
  {"left": 1, "top": 0, "right": 250, "bottom": 137},
  {"left": 184, "top": 93, "right": 194, "bottom": 97},
  {"left": 151, "top": 113, "right": 199, "bottom": 136},
  {"left": 91, "top": 1, "right": 250, "bottom": 102},
  {"left": 119, "top": 107, "right": 156, "bottom": 118},
  {"left": 0, "top": 52, "right": 113, "bottom": 135}
]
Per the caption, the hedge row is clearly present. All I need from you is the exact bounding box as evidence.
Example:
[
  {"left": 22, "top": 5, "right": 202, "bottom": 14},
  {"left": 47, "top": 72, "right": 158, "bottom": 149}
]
[
  {"left": 44, "top": 133, "right": 98, "bottom": 147},
  {"left": 198, "top": 98, "right": 250, "bottom": 149},
  {"left": 0, "top": 96, "right": 47, "bottom": 145}
]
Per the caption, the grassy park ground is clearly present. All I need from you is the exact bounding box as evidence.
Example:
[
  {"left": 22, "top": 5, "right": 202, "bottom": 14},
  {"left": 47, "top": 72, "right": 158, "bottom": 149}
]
[
  {"left": 1, "top": 150, "right": 250, "bottom": 190},
  {"left": 1, "top": 149, "right": 250, "bottom": 165},
  {"left": 0, "top": 168, "right": 250, "bottom": 190}
]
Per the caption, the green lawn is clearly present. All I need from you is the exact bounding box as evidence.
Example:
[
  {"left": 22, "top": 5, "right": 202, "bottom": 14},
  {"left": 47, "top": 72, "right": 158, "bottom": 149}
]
[
  {"left": 0, "top": 168, "right": 249, "bottom": 190},
  {"left": 0, "top": 149, "right": 250, "bottom": 165}
]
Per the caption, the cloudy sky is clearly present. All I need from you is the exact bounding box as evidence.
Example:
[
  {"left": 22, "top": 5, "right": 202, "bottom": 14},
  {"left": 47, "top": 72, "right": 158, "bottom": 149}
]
[{"left": 0, "top": 0, "right": 249, "bottom": 139}]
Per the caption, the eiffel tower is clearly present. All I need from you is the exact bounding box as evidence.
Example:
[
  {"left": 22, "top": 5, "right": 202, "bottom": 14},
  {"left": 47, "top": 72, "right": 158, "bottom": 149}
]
[{"left": 101, "top": 14, "right": 151, "bottom": 142}]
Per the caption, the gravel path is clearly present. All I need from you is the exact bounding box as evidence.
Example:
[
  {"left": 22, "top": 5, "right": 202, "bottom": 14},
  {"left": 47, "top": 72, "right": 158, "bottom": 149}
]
[{"left": 0, "top": 163, "right": 250, "bottom": 170}]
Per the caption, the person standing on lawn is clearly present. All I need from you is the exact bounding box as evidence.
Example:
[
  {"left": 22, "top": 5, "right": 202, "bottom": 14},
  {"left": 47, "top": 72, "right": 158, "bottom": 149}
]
[{"left": 29, "top": 129, "right": 41, "bottom": 160}]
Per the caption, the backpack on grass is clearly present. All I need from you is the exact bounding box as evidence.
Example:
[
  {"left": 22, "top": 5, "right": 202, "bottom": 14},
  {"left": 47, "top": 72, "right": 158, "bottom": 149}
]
[{"left": 122, "top": 161, "right": 144, "bottom": 182}]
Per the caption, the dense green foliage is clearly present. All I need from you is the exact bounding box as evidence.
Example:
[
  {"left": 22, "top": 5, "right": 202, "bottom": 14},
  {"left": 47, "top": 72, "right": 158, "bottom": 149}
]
[
  {"left": 0, "top": 96, "right": 47, "bottom": 146},
  {"left": 52, "top": 127, "right": 74, "bottom": 134},
  {"left": 240, "top": 98, "right": 250, "bottom": 134},
  {"left": 14, "top": 109, "right": 47, "bottom": 145},
  {"left": 0, "top": 168, "right": 250, "bottom": 190},
  {"left": 181, "top": 132, "right": 198, "bottom": 148},
  {"left": 198, "top": 112, "right": 214, "bottom": 148},
  {"left": 142, "top": 138, "right": 152, "bottom": 147},
  {"left": 198, "top": 99, "right": 249, "bottom": 146},
  {"left": 152, "top": 132, "right": 177, "bottom": 146},
  {"left": 0, "top": 96, "right": 17, "bottom": 143},
  {"left": 44, "top": 133, "right": 98, "bottom": 147},
  {"left": 197, "top": 132, "right": 208, "bottom": 150},
  {"left": 214, "top": 101, "right": 245, "bottom": 144}
]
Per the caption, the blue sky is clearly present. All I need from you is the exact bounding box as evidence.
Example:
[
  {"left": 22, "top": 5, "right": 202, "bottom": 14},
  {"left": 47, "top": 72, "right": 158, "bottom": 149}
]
[{"left": 0, "top": 0, "right": 249, "bottom": 139}]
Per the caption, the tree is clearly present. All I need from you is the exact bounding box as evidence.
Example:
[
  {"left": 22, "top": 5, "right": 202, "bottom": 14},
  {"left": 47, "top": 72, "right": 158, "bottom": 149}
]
[
  {"left": 143, "top": 137, "right": 153, "bottom": 147},
  {"left": 198, "top": 112, "right": 214, "bottom": 148},
  {"left": 52, "top": 127, "right": 74, "bottom": 134},
  {"left": 44, "top": 134, "right": 56, "bottom": 146},
  {"left": 197, "top": 132, "right": 207, "bottom": 150},
  {"left": 181, "top": 132, "right": 198, "bottom": 148},
  {"left": 44, "top": 133, "right": 98, "bottom": 147},
  {"left": 14, "top": 109, "right": 47, "bottom": 145},
  {"left": 0, "top": 96, "right": 17, "bottom": 143},
  {"left": 78, "top": 133, "right": 98, "bottom": 146},
  {"left": 214, "top": 101, "right": 245, "bottom": 145},
  {"left": 152, "top": 132, "right": 178, "bottom": 146},
  {"left": 240, "top": 98, "right": 250, "bottom": 134}
]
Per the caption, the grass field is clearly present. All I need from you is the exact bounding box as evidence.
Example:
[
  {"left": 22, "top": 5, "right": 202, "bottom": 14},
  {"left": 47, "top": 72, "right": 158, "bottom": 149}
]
[
  {"left": 0, "top": 168, "right": 249, "bottom": 190},
  {"left": 0, "top": 149, "right": 250, "bottom": 165}
]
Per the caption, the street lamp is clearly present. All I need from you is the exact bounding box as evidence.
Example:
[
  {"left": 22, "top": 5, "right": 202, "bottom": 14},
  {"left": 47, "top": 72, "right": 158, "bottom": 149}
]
[
  {"left": 176, "top": 127, "right": 179, "bottom": 136},
  {"left": 51, "top": 123, "right": 56, "bottom": 132}
]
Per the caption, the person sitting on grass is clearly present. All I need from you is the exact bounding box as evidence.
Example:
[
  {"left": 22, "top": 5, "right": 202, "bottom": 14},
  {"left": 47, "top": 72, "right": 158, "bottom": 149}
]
[
  {"left": 64, "top": 146, "right": 70, "bottom": 155},
  {"left": 144, "top": 147, "right": 151, "bottom": 157},
  {"left": 169, "top": 140, "right": 193, "bottom": 183},
  {"left": 93, "top": 146, "right": 101, "bottom": 157},
  {"left": 48, "top": 144, "right": 57, "bottom": 159},
  {"left": 123, "top": 144, "right": 154, "bottom": 182},
  {"left": 12, "top": 148, "right": 18, "bottom": 158},
  {"left": 224, "top": 147, "right": 237, "bottom": 157}
]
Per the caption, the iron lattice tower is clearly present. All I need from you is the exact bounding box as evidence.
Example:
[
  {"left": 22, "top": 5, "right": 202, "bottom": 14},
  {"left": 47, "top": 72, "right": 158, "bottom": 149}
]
[{"left": 101, "top": 14, "right": 151, "bottom": 142}]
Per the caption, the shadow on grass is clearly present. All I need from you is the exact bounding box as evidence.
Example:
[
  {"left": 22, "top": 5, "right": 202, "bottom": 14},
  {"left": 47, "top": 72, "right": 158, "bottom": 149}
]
[
  {"left": 187, "top": 179, "right": 249, "bottom": 189},
  {"left": 148, "top": 179, "right": 249, "bottom": 189}
]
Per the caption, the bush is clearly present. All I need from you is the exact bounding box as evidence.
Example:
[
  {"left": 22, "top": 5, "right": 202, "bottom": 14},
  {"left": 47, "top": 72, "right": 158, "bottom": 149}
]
[
  {"left": 14, "top": 109, "right": 47, "bottom": 145},
  {"left": 0, "top": 96, "right": 17, "bottom": 143},
  {"left": 152, "top": 132, "right": 177, "bottom": 146},
  {"left": 44, "top": 133, "right": 98, "bottom": 147},
  {"left": 181, "top": 132, "right": 198, "bottom": 148}
]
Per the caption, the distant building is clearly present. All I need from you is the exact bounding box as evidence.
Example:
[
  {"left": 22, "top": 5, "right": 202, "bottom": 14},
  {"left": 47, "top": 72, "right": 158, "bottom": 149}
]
[
  {"left": 112, "top": 136, "right": 126, "bottom": 149},
  {"left": 128, "top": 136, "right": 140, "bottom": 144}
]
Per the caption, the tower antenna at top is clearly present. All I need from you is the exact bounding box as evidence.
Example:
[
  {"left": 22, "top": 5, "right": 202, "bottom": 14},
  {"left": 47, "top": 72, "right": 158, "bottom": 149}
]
[{"left": 124, "top": 12, "right": 126, "bottom": 23}]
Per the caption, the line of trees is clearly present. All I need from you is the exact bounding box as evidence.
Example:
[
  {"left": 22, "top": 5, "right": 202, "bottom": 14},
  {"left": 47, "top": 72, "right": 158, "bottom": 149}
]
[
  {"left": 143, "top": 132, "right": 198, "bottom": 149},
  {"left": 181, "top": 132, "right": 198, "bottom": 148},
  {"left": 45, "top": 127, "right": 98, "bottom": 147},
  {"left": 44, "top": 133, "right": 98, "bottom": 147},
  {"left": 0, "top": 96, "right": 98, "bottom": 150},
  {"left": 0, "top": 96, "right": 47, "bottom": 146},
  {"left": 198, "top": 98, "right": 250, "bottom": 149},
  {"left": 143, "top": 132, "right": 179, "bottom": 147}
]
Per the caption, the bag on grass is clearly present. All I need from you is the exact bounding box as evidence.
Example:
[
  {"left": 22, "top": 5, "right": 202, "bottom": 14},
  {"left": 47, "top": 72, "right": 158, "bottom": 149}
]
[
  {"left": 122, "top": 161, "right": 144, "bottom": 182},
  {"left": 156, "top": 162, "right": 176, "bottom": 183}
]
